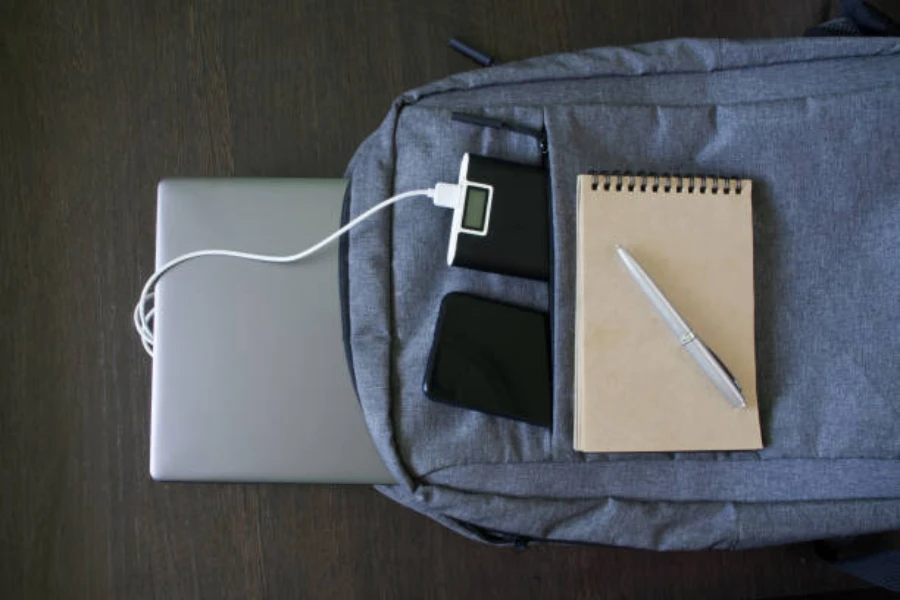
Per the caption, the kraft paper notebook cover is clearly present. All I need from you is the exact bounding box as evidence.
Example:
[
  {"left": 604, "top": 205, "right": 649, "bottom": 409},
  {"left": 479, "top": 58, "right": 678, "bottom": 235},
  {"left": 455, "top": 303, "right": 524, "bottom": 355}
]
[{"left": 574, "top": 174, "right": 762, "bottom": 453}]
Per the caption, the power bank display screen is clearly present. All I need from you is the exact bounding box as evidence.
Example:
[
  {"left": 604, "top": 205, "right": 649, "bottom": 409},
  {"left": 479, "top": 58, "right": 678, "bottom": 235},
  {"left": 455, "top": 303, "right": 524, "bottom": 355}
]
[{"left": 461, "top": 186, "right": 489, "bottom": 232}]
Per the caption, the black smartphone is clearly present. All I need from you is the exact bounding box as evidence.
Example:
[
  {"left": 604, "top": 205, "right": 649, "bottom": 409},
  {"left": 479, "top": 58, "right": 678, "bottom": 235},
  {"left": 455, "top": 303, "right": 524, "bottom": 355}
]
[{"left": 423, "top": 293, "right": 552, "bottom": 427}]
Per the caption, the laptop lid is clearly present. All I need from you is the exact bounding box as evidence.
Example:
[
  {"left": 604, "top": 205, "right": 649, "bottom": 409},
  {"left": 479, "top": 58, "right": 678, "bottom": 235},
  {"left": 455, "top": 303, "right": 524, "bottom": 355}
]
[{"left": 150, "top": 178, "right": 395, "bottom": 484}]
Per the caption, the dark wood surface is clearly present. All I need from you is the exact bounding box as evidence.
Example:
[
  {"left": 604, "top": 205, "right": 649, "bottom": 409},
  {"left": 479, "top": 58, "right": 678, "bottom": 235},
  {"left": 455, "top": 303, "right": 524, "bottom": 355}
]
[{"left": 2, "top": 1, "right": 894, "bottom": 598}]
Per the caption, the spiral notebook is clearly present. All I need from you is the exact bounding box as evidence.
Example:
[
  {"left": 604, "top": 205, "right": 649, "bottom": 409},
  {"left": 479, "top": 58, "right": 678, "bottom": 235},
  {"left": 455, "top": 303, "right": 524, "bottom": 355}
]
[{"left": 574, "top": 173, "right": 762, "bottom": 453}]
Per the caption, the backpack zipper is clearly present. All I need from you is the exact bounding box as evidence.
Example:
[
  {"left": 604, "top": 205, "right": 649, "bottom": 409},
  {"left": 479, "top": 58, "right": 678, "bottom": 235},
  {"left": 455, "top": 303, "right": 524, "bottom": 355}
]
[
  {"left": 456, "top": 520, "right": 535, "bottom": 549},
  {"left": 451, "top": 112, "right": 548, "bottom": 160}
]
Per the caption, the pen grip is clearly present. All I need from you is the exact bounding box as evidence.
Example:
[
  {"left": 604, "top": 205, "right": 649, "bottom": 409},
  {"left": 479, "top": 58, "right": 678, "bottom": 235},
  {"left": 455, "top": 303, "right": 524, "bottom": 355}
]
[{"left": 684, "top": 339, "right": 746, "bottom": 408}]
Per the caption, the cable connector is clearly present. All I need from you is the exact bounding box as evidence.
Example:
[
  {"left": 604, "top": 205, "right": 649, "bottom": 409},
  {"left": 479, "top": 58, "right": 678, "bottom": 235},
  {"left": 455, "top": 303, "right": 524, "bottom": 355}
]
[{"left": 432, "top": 182, "right": 461, "bottom": 210}]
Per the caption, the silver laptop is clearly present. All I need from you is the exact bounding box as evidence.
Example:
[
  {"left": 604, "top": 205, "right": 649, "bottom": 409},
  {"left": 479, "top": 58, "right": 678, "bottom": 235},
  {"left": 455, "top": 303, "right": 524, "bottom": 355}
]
[{"left": 150, "top": 178, "right": 395, "bottom": 484}]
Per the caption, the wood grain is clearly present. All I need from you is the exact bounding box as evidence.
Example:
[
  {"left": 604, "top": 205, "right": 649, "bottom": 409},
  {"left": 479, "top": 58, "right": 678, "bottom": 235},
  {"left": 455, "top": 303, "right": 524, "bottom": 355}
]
[{"left": 2, "top": 0, "right": 893, "bottom": 598}]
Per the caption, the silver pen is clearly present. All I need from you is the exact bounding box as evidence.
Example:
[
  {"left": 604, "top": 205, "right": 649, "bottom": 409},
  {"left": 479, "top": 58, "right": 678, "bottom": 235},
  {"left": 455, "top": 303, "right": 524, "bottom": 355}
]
[{"left": 615, "top": 246, "right": 747, "bottom": 409}]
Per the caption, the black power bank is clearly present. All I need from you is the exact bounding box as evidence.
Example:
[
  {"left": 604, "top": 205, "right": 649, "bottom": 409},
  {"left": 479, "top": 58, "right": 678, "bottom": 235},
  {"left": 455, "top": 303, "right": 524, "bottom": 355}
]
[
  {"left": 423, "top": 293, "right": 552, "bottom": 427},
  {"left": 451, "top": 154, "right": 549, "bottom": 280}
]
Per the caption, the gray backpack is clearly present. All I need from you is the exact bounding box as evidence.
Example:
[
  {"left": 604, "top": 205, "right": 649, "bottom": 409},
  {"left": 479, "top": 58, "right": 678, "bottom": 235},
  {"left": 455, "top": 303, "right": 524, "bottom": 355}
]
[{"left": 340, "top": 37, "right": 900, "bottom": 549}]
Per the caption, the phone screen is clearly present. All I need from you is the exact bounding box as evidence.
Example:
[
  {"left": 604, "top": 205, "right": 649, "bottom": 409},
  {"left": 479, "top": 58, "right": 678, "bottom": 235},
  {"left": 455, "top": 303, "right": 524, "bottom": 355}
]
[{"left": 423, "top": 293, "right": 552, "bottom": 427}]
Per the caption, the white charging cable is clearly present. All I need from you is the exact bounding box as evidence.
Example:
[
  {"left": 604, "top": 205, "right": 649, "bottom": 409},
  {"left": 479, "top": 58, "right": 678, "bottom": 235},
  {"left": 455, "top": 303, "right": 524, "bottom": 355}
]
[{"left": 134, "top": 187, "right": 446, "bottom": 357}]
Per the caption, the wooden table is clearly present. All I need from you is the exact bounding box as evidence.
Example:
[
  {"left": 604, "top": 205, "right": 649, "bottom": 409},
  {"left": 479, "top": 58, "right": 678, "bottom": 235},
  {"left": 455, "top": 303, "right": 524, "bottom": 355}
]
[{"left": 2, "top": 1, "right": 895, "bottom": 598}]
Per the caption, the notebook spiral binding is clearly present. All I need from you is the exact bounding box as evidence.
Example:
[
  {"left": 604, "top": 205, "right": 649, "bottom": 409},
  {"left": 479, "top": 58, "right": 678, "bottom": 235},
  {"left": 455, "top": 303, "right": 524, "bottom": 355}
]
[{"left": 589, "top": 173, "right": 744, "bottom": 195}]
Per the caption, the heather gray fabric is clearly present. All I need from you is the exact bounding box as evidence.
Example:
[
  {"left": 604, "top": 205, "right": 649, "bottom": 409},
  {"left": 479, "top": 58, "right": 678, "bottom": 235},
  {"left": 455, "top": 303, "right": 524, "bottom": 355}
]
[{"left": 343, "top": 38, "right": 900, "bottom": 549}]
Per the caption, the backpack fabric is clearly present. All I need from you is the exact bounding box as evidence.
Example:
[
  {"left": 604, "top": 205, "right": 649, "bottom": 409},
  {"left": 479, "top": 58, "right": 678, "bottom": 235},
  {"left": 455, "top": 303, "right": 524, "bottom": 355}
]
[{"left": 340, "top": 37, "right": 900, "bottom": 549}]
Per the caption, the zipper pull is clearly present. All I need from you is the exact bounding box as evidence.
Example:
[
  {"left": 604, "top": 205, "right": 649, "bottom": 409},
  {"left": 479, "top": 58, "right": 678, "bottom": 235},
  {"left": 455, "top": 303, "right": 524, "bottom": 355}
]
[
  {"left": 452, "top": 112, "right": 543, "bottom": 141},
  {"left": 452, "top": 112, "right": 547, "bottom": 160},
  {"left": 448, "top": 38, "right": 495, "bottom": 67}
]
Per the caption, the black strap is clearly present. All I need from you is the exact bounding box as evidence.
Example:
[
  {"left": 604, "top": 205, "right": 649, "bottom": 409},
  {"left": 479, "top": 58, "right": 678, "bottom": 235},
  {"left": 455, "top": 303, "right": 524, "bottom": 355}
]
[
  {"left": 806, "top": 0, "right": 900, "bottom": 36},
  {"left": 815, "top": 537, "right": 900, "bottom": 592},
  {"left": 842, "top": 0, "right": 900, "bottom": 35}
]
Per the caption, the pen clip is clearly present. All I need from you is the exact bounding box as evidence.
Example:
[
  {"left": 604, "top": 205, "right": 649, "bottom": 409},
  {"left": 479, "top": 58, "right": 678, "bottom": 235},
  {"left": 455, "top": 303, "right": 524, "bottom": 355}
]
[{"left": 706, "top": 346, "right": 742, "bottom": 393}]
